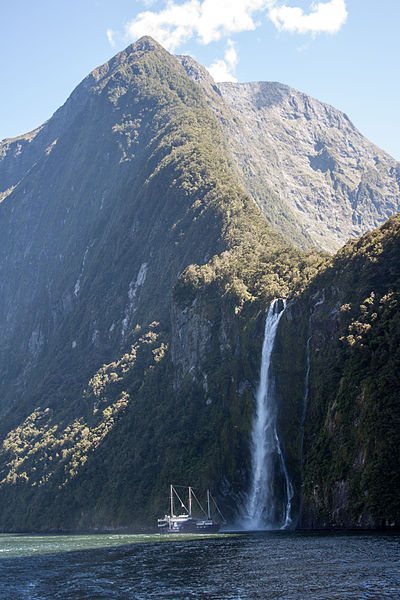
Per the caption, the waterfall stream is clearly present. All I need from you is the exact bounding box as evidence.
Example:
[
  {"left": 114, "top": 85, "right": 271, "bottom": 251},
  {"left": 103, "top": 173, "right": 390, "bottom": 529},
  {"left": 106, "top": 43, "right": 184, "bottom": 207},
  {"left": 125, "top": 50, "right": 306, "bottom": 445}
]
[{"left": 243, "top": 298, "right": 293, "bottom": 530}]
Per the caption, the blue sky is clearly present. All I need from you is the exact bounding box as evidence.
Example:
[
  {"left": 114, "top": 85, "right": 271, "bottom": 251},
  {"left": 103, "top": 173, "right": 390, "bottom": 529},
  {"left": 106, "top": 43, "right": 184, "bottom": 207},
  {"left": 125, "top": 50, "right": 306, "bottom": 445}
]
[{"left": 1, "top": 1, "right": 399, "bottom": 159}]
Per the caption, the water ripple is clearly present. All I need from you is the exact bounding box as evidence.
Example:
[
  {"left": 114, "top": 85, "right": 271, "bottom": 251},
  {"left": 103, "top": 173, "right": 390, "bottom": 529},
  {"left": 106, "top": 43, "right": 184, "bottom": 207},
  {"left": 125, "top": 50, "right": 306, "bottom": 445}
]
[{"left": 0, "top": 532, "right": 399, "bottom": 599}]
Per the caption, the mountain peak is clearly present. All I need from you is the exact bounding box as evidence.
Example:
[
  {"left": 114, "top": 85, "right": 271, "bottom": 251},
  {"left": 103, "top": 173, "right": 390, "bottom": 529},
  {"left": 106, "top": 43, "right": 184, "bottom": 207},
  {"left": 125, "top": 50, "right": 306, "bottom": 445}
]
[
  {"left": 116, "top": 35, "right": 170, "bottom": 64},
  {"left": 67, "top": 35, "right": 175, "bottom": 106},
  {"left": 132, "top": 35, "right": 164, "bottom": 52}
]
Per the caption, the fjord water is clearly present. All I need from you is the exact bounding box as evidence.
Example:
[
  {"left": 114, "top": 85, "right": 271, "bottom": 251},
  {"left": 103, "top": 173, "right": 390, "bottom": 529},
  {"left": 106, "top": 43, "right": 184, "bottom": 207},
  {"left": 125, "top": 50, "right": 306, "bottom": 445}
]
[
  {"left": 0, "top": 532, "right": 399, "bottom": 599},
  {"left": 243, "top": 299, "right": 293, "bottom": 530}
]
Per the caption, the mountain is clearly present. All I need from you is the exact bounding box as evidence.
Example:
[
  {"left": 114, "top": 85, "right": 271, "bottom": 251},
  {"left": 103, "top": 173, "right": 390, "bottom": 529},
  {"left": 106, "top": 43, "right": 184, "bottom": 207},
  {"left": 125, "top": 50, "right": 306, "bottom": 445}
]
[
  {"left": 177, "top": 56, "right": 400, "bottom": 251},
  {"left": 0, "top": 37, "right": 398, "bottom": 531},
  {"left": 0, "top": 37, "right": 312, "bottom": 530}
]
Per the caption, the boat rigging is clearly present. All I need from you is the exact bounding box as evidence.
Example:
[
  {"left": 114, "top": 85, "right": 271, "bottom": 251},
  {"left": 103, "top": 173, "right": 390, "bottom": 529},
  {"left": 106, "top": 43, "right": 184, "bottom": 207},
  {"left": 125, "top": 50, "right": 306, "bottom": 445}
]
[{"left": 157, "top": 485, "right": 225, "bottom": 533}]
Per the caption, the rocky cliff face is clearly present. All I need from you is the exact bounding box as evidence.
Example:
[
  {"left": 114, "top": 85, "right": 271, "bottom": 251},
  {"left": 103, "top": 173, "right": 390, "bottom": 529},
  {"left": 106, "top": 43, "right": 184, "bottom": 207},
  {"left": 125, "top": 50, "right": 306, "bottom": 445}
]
[
  {"left": 0, "top": 38, "right": 228, "bottom": 418},
  {"left": 274, "top": 215, "right": 400, "bottom": 529},
  {"left": 219, "top": 82, "right": 400, "bottom": 252},
  {"left": 178, "top": 56, "right": 400, "bottom": 252}
]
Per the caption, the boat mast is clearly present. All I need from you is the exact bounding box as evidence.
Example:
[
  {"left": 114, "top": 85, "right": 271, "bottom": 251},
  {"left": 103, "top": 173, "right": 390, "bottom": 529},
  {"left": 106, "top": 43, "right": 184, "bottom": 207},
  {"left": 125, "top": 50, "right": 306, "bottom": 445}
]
[
  {"left": 170, "top": 484, "right": 175, "bottom": 517},
  {"left": 188, "top": 486, "right": 192, "bottom": 517},
  {"left": 207, "top": 489, "right": 211, "bottom": 519}
]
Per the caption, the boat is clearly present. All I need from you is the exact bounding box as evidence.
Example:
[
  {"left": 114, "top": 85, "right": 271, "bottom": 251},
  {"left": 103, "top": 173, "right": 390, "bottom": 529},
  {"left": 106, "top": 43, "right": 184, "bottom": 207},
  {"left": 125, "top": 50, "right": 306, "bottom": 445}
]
[{"left": 157, "top": 485, "right": 224, "bottom": 533}]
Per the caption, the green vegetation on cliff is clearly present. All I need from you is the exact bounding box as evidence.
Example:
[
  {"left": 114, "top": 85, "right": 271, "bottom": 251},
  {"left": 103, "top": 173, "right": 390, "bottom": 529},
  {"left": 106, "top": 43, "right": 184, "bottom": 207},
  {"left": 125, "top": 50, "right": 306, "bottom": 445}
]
[
  {"left": 276, "top": 216, "right": 400, "bottom": 529},
  {"left": 0, "top": 37, "right": 323, "bottom": 531}
]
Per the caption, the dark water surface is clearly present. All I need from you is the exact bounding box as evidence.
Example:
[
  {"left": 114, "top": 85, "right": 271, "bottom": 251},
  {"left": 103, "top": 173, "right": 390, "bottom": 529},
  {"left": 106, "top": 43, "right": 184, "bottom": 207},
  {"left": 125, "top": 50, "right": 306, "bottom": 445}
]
[{"left": 0, "top": 531, "right": 399, "bottom": 599}]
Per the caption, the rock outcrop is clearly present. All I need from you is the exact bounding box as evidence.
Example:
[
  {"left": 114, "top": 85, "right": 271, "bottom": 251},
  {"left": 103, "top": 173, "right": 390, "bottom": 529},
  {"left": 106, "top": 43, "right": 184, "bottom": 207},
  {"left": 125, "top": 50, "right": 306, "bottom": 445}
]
[{"left": 178, "top": 56, "right": 400, "bottom": 251}]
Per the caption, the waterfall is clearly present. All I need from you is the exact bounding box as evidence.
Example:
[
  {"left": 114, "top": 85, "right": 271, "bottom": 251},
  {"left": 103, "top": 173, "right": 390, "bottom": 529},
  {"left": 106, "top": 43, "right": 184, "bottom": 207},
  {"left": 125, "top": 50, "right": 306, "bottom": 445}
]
[{"left": 242, "top": 298, "right": 293, "bottom": 530}]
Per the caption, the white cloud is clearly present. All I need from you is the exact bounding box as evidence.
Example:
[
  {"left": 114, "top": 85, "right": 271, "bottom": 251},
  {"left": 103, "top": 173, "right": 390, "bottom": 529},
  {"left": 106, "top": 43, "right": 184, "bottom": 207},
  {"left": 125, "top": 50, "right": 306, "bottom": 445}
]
[
  {"left": 208, "top": 39, "right": 238, "bottom": 82},
  {"left": 208, "top": 58, "right": 237, "bottom": 82},
  {"left": 125, "top": 1, "right": 199, "bottom": 51},
  {"left": 122, "top": 1, "right": 348, "bottom": 51},
  {"left": 195, "top": 0, "right": 267, "bottom": 45},
  {"left": 225, "top": 39, "right": 239, "bottom": 71},
  {"left": 106, "top": 28, "right": 116, "bottom": 47},
  {"left": 109, "top": 1, "right": 348, "bottom": 81},
  {"left": 125, "top": 0, "right": 269, "bottom": 51},
  {"left": 269, "top": 0, "right": 348, "bottom": 35}
]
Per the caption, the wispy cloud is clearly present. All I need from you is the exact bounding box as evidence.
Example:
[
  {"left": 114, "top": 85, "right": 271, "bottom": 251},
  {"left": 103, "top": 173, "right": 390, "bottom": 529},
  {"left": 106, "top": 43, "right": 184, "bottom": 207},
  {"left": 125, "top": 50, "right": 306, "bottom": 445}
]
[
  {"left": 269, "top": 0, "right": 348, "bottom": 35},
  {"left": 208, "top": 39, "right": 238, "bottom": 82},
  {"left": 106, "top": 29, "right": 116, "bottom": 47}
]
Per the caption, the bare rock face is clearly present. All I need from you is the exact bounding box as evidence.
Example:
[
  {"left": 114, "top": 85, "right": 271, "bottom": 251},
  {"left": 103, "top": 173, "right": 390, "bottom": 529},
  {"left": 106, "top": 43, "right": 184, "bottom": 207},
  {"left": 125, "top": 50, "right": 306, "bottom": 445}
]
[
  {"left": 171, "top": 298, "right": 213, "bottom": 390},
  {"left": 218, "top": 82, "right": 400, "bottom": 252},
  {"left": 177, "top": 56, "right": 400, "bottom": 252}
]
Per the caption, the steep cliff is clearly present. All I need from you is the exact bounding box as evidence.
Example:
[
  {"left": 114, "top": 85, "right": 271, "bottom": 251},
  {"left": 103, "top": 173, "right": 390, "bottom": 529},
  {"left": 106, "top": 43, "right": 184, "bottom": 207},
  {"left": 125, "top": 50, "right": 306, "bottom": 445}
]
[
  {"left": 178, "top": 56, "right": 400, "bottom": 252},
  {"left": 275, "top": 215, "right": 400, "bottom": 529},
  {"left": 0, "top": 37, "right": 321, "bottom": 530}
]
